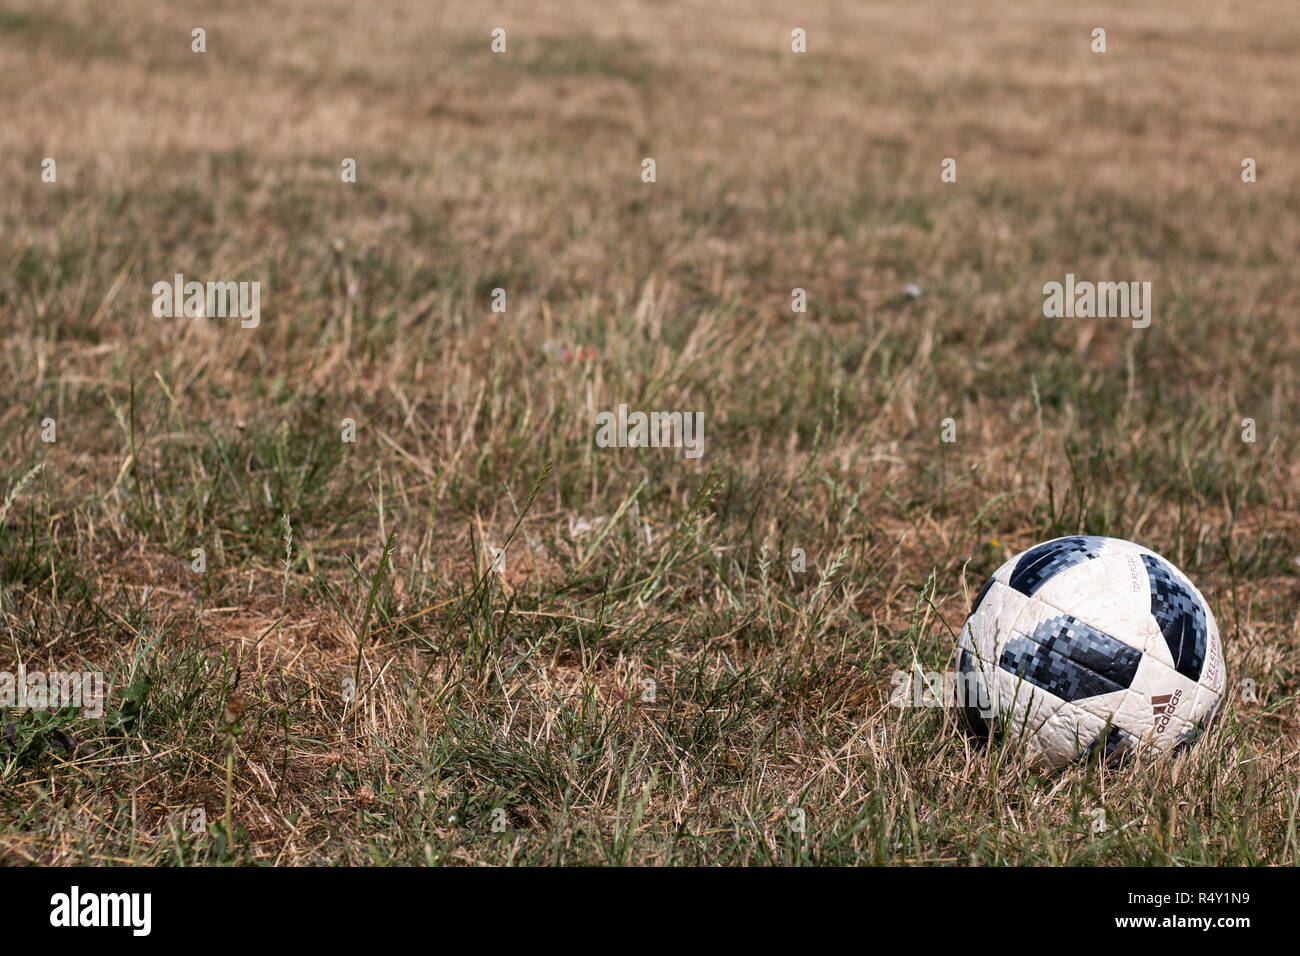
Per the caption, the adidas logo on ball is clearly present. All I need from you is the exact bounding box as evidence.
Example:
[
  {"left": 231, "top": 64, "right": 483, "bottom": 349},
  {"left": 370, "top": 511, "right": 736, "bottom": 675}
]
[{"left": 1152, "top": 690, "right": 1182, "bottom": 733}]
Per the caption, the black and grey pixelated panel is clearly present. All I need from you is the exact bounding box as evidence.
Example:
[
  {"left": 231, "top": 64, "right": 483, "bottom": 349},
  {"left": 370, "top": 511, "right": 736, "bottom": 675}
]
[
  {"left": 1084, "top": 725, "right": 1134, "bottom": 765},
  {"left": 1008, "top": 536, "right": 1107, "bottom": 596},
  {"left": 1141, "top": 554, "right": 1208, "bottom": 682},
  {"left": 1000, "top": 613, "right": 1141, "bottom": 701},
  {"left": 956, "top": 647, "right": 992, "bottom": 737}
]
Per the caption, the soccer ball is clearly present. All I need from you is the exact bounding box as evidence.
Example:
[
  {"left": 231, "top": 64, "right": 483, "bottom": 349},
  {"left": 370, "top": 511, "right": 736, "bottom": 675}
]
[{"left": 956, "top": 535, "right": 1226, "bottom": 766}]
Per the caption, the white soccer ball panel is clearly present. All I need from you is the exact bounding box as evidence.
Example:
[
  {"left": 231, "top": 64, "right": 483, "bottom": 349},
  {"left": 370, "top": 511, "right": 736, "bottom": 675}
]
[{"left": 1032, "top": 552, "right": 1151, "bottom": 646}]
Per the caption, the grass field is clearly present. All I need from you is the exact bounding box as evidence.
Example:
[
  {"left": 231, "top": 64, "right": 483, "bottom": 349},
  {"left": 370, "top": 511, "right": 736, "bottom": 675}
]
[{"left": 1, "top": 0, "right": 1298, "bottom": 865}]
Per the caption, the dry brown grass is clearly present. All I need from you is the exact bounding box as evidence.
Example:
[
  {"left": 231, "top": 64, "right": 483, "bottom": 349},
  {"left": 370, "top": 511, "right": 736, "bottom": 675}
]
[{"left": 1, "top": 0, "right": 1297, "bottom": 865}]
